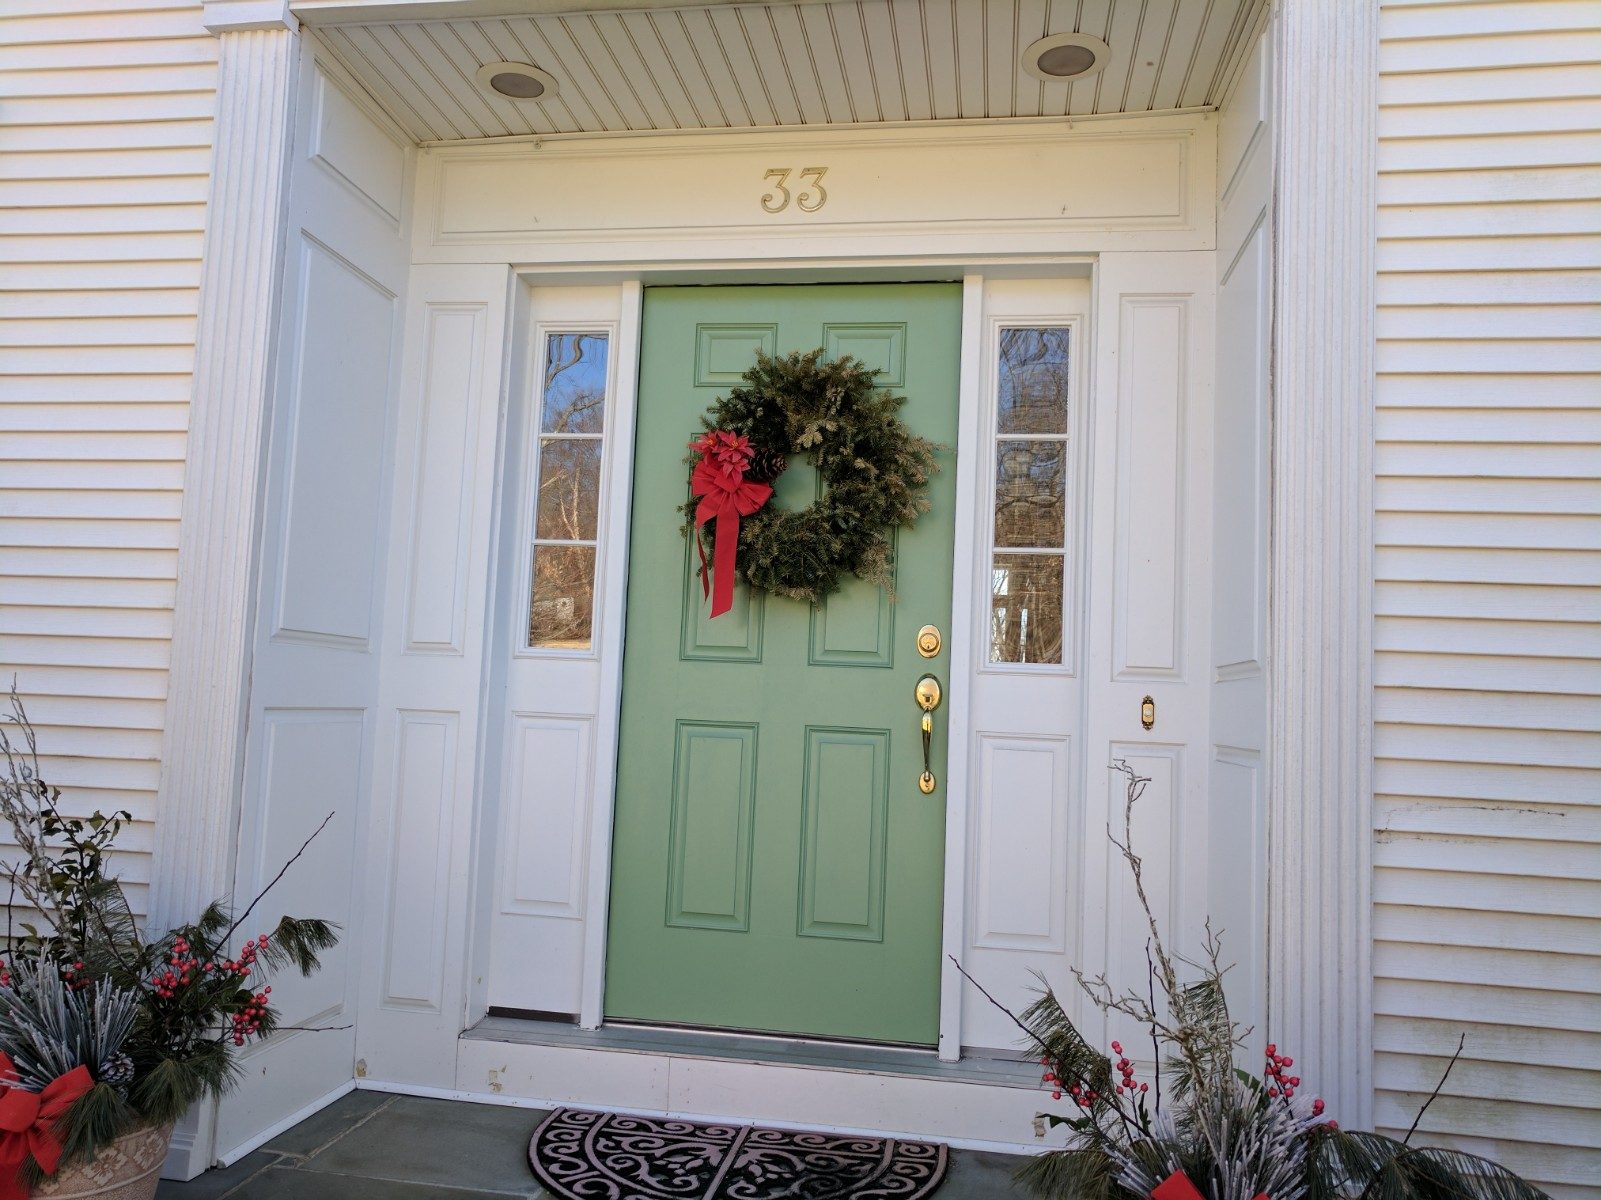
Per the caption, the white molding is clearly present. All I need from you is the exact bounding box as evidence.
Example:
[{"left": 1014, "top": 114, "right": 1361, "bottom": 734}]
[
  {"left": 1265, "top": 2, "right": 1376, "bottom": 1130},
  {"left": 149, "top": 25, "right": 298, "bottom": 1172},
  {"left": 151, "top": 26, "right": 299, "bottom": 930},
  {"left": 578, "top": 281, "right": 643, "bottom": 1029},
  {"left": 206, "top": 0, "right": 296, "bottom": 33},
  {"left": 214, "top": 1080, "right": 355, "bottom": 1167},
  {"left": 936, "top": 274, "right": 984, "bottom": 1062},
  {"left": 413, "top": 116, "right": 1215, "bottom": 266}
]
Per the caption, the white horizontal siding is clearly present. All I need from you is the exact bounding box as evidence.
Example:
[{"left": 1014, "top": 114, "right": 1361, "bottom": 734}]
[
  {"left": 1374, "top": 2, "right": 1601, "bottom": 1194},
  {"left": 0, "top": 0, "right": 217, "bottom": 916}
]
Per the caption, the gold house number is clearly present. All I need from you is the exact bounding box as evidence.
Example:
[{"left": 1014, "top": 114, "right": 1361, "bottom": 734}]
[{"left": 761, "top": 166, "right": 829, "bottom": 214}]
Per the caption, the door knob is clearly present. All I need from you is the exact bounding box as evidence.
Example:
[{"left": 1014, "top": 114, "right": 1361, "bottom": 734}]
[{"left": 915, "top": 674, "right": 941, "bottom": 794}]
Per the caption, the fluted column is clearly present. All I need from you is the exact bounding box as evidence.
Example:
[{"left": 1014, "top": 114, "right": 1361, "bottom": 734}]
[
  {"left": 149, "top": 14, "right": 298, "bottom": 935},
  {"left": 1266, "top": 0, "right": 1378, "bottom": 1130}
]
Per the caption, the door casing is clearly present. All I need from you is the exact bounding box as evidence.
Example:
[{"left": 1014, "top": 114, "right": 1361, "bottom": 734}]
[{"left": 473, "top": 260, "right": 1104, "bottom": 1064}]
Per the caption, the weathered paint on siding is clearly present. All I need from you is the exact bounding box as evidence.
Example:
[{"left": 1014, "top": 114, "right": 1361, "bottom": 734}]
[
  {"left": 0, "top": 1, "right": 217, "bottom": 913},
  {"left": 1374, "top": 2, "right": 1601, "bottom": 1194}
]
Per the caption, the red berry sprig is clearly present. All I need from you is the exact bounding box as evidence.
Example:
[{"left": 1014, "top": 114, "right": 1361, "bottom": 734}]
[
  {"left": 230, "top": 987, "right": 272, "bottom": 1046},
  {"left": 1264, "top": 1043, "right": 1330, "bottom": 1122},
  {"left": 1109, "top": 1040, "right": 1147, "bottom": 1097}
]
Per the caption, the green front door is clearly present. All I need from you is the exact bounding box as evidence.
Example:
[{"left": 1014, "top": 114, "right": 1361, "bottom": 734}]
[{"left": 605, "top": 283, "right": 961, "bottom": 1045}]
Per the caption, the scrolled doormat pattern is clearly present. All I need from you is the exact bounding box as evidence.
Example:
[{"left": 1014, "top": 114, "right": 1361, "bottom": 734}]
[{"left": 529, "top": 1107, "right": 948, "bottom": 1200}]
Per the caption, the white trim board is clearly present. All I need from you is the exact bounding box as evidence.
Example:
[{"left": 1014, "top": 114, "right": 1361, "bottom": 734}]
[
  {"left": 449, "top": 1035, "right": 1063, "bottom": 1154},
  {"left": 412, "top": 115, "right": 1216, "bottom": 266}
]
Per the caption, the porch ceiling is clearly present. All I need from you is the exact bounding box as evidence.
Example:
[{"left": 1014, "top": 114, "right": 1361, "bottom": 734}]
[{"left": 312, "top": 0, "right": 1266, "bottom": 143}]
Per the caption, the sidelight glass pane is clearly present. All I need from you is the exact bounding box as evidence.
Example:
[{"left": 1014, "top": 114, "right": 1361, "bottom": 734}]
[
  {"left": 990, "top": 553, "right": 1064, "bottom": 665},
  {"left": 541, "top": 333, "right": 609, "bottom": 434},
  {"left": 997, "top": 327, "right": 1070, "bottom": 435},
  {"left": 994, "top": 441, "right": 1066, "bottom": 548},
  {"left": 534, "top": 438, "right": 603, "bottom": 541},
  {"left": 529, "top": 544, "right": 596, "bottom": 650}
]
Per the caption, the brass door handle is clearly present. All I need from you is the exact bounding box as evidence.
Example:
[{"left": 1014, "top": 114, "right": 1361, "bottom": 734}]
[{"left": 915, "top": 674, "right": 941, "bottom": 794}]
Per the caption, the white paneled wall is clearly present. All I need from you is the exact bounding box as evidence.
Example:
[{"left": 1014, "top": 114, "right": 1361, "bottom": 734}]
[
  {"left": 1209, "top": 23, "right": 1270, "bottom": 1057},
  {"left": 1374, "top": 2, "right": 1601, "bottom": 1194},
  {"left": 0, "top": 1, "right": 216, "bottom": 912}
]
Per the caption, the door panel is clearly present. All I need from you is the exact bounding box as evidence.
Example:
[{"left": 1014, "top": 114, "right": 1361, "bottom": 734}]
[{"left": 605, "top": 284, "right": 961, "bottom": 1045}]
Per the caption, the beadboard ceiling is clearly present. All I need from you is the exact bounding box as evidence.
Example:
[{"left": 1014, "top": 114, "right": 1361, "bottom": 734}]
[{"left": 315, "top": 0, "right": 1267, "bottom": 142}]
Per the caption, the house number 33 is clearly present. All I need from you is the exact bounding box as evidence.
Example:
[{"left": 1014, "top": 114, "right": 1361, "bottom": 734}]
[{"left": 761, "top": 166, "right": 829, "bottom": 214}]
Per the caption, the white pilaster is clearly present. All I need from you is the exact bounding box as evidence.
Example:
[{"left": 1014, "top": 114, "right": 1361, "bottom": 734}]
[
  {"left": 151, "top": 19, "right": 298, "bottom": 1180},
  {"left": 150, "top": 26, "right": 299, "bottom": 939},
  {"left": 1265, "top": 1, "right": 1377, "bottom": 1130}
]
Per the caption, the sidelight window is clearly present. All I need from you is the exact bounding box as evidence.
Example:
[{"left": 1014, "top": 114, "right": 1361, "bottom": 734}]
[
  {"left": 989, "top": 327, "right": 1070, "bottom": 665},
  {"left": 528, "top": 331, "right": 609, "bottom": 650}
]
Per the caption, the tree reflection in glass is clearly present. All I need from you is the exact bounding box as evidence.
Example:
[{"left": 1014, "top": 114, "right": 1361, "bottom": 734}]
[
  {"left": 989, "top": 328, "right": 1070, "bottom": 665},
  {"left": 530, "top": 333, "right": 608, "bottom": 650}
]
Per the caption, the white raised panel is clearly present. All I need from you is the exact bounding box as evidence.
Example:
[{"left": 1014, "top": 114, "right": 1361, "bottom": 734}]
[
  {"left": 382, "top": 710, "right": 458, "bottom": 1011},
  {"left": 309, "top": 62, "right": 406, "bottom": 223},
  {"left": 247, "top": 709, "right": 363, "bottom": 1024},
  {"left": 1218, "top": 33, "right": 1270, "bottom": 203},
  {"left": 1210, "top": 746, "right": 1264, "bottom": 1031},
  {"left": 1113, "top": 298, "right": 1188, "bottom": 680},
  {"left": 1106, "top": 744, "right": 1185, "bottom": 1036},
  {"left": 971, "top": 734, "right": 1070, "bottom": 952},
  {"left": 501, "top": 715, "right": 591, "bottom": 918},
  {"left": 272, "top": 235, "right": 395, "bottom": 649},
  {"left": 403, "top": 303, "right": 485, "bottom": 654},
  {"left": 1214, "top": 223, "right": 1268, "bottom": 681}
]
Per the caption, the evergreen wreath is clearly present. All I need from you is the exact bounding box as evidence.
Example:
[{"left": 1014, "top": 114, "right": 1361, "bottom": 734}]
[{"left": 683, "top": 348, "right": 940, "bottom": 607}]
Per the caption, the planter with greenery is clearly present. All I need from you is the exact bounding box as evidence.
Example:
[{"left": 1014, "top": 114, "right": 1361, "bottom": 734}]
[
  {"left": 0, "top": 686, "right": 337, "bottom": 1198},
  {"left": 960, "top": 761, "right": 1551, "bottom": 1200}
]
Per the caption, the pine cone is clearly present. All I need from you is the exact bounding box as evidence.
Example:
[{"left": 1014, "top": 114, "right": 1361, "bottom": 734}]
[
  {"left": 747, "top": 446, "right": 788, "bottom": 483},
  {"left": 99, "top": 1052, "right": 134, "bottom": 1091}
]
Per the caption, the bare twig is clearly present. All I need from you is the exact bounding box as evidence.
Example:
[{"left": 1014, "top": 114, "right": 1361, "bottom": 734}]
[
  {"left": 1403, "top": 1033, "right": 1466, "bottom": 1145},
  {"left": 222, "top": 811, "right": 336, "bottom": 945}
]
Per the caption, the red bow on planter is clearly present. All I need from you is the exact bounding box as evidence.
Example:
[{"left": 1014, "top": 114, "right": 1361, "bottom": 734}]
[
  {"left": 1152, "top": 1170, "right": 1269, "bottom": 1200},
  {"left": 690, "top": 430, "right": 772, "bottom": 618},
  {"left": 0, "top": 1054, "right": 93, "bottom": 1200}
]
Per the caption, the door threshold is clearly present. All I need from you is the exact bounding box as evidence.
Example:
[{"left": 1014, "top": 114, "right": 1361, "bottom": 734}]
[{"left": 463, "top": 1014, "right": 1040, "bottom": 1089}]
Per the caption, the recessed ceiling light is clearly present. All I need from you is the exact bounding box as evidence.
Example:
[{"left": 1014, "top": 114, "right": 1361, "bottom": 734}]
[
  {"left": 476, "top": 61, "right": 558, "bottom": 102},
  {"left": 1022, "top": 33, "right": 1111, "bottom": 83}
]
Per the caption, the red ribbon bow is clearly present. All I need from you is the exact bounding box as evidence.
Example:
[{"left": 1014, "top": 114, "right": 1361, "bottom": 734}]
[
  {"left": 1152, "top": 1171, "right": 1268, "bottom": 1200},
  {"left": 0, "top": 1054, "right": 93, "bottom": 1200},
  {"left": 689, "top": 431, "right": 772, "bottom": 618}
]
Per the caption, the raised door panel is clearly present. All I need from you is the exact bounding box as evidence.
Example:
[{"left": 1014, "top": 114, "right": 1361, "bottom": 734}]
[
  {"left": 798, "top": 728, "right": 890, "bottom": 942},
  {"left": 667, "top": 722, "right": 758, "bottom": 931}
]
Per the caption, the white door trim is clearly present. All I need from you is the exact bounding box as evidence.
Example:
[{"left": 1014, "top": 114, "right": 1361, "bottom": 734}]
[
  {"left": 577, "top": 281, "right": 643, "bottom": 1029},
  {"left": 491, "top": 264, "right": 1091, "bottom": 1051}
]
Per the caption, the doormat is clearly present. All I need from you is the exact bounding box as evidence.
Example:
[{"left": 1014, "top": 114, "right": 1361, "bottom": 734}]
[{"left": 529, "top": 1107, "right": 949, "bottom": 1200}]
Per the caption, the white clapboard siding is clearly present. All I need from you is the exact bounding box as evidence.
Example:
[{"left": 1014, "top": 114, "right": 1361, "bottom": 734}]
[
  {"left": 1374, "top": 2, "right": 1601, "bottom": 1194},
  {"left": 0, "top": 0, "right": 217, "bottom": 917}
]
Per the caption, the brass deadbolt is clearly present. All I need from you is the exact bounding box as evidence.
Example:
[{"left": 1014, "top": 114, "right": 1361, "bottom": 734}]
[{"left": 916, "top": 625, "right": 942, "bottom": 658}]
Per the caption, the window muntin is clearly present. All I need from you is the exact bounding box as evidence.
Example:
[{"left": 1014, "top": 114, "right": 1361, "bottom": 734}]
[
  {"left": 988, "top": 327, "right": 1071, "bottom": 666},
  {"left": 528, "top": 332, "right": 608, "bottom": 651}
]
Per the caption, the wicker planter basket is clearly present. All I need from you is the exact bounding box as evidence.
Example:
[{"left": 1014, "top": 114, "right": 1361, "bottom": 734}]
[{"left": 32, "top": 1124, "right": 173, "bottom": 1200}]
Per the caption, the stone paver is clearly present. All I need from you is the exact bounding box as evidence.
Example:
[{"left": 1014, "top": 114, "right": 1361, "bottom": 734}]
[{"left": 158, "top": 1090, "right": 1036, "bottom": 1198}]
